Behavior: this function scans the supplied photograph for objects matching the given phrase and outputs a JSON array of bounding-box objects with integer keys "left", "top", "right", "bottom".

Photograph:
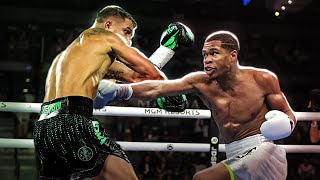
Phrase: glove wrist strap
[
  {"left": 289, "top": 118, "right": 295, "bottom": 131},
  {"left": 149, "top": 46, "right": 175, "bottom": 69},
  {"left": 116, "top": 84, "right": 133, "bottom": 100}
]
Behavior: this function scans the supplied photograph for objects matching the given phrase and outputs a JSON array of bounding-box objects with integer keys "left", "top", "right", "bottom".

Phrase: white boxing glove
[
  {"left": 260, "top": 110, "right": 295, "bottom": 140},
  {"left": 93, "top": 80, "right": 133, "bottom": 109}
]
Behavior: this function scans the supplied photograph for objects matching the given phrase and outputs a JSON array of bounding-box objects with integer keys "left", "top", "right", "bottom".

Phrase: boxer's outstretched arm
[
  {"left": 131, "top": 73, "right": 197, "bottom": 100},
  {"left": 93, "top": 72, "right": 201, "bottom": 109}
]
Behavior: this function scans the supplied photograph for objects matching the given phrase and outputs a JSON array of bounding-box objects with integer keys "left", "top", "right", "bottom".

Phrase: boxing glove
[
  {"left": 157, "top": 94, "right": 187, "bottom": 112},
  {"left": 260, "top": 110, "right": 295, "bottom": 140},
  {"left": 161, "top": 22, "right": 194, "bottom": 50},
  {"left": 174, "top": 22, "right": 194, "bottom": 48},
  {"left": 149, "top": 22, "right": 194, "bottom": 69},
  {"left": 93, "top": 80, "right": 132, "bottom": 109}
]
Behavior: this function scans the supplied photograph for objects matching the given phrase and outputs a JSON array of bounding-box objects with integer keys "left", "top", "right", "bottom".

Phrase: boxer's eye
[
  {"left": 123, "top": 29, "right": 132, "bottom": 36},
  {"left": 210, "top": 51, "right": 218, "bottom": 56}
]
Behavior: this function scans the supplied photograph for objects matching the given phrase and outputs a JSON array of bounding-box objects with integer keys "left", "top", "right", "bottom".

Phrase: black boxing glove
[
  {"left": 160, "top": 22, "right": 194, "bottom": 51},
  {"left": 156, "top": 94, "right": 187, "bottom": 112},
  {"left": 175, "top": 22, "right": 194, "bottom": 48}
]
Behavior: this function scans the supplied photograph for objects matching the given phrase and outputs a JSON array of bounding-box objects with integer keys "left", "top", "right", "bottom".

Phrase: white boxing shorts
[{"left": 222, "top": 134, "right": 287, "bottom": 180}]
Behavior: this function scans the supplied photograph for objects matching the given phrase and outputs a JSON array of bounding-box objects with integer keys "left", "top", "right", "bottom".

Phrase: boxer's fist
[
  {"left": 260, "top": 110, "right": 295, "bottom": 140},
  {"left": 175, "top": 22, "right": 194, "bottom": 48},
  {"left": 160, "top": 22, "right": 194, "bottom": 51},
  {"left": 157, "top": 94, "right": 187, "bottom": 112},
  {"left": 93, "top": 80, "right": 133, "bottom": 109},
  {"left": 149, "top": 22, "right": 194, "bottom": 69}
]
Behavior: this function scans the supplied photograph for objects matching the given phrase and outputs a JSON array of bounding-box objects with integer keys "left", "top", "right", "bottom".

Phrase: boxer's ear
[{"left": 104, "top": 21, "right": 112, "bottom": 29}]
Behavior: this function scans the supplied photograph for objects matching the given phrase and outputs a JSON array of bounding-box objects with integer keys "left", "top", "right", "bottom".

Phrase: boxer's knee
[
  {"left": 98, "top": 155, "right": 138, "bottom": 180},
  {"left": 192, "top": 172, "right": 204, "bottom": 180},
  {"left": 192, "top": 163, "right": 231, "bottom": 180}
]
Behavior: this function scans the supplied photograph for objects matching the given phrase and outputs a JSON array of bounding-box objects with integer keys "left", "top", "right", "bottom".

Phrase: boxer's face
[
  {"left": 202, "top": 40, "right": 236, "bottom": 78},
  {"left": 105, "top": 17, "right": 135, "bottom": 46}
]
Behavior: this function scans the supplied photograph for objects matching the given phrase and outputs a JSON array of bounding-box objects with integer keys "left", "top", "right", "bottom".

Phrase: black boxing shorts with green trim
[{"left": 33, "top": 96, "right": 130, "bottom": 179}]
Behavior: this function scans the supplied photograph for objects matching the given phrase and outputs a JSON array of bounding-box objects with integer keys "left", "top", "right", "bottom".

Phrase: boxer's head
[
  {"left": 95, "top": 5, "right": 137, "bottom": 46},
  {"left": 205, "top": 30, "right": 240, "bottom": 53},
  {"left": 202, "top": 30, "right": 240, "bottom": 78}
]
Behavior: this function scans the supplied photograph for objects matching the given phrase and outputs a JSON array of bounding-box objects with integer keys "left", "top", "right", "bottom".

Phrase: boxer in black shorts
[
  {"left": 34, "top": 96, "right": 129, "bottom": 179},
  {"left": 34, "top": 5, "right": 193, "bottom": 180},
  {"left": 34, "top": 5, "right": 158, "bottom": 179}
]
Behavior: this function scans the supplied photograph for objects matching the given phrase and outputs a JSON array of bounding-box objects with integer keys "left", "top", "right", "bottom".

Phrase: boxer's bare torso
[
  {"left": 190, "top": 69, "right": 272, "bottom": 143},
  {"left": 44, "top": 28, "right": 115, "bottom": 102},
  {"left": 44, "top": 22, "right": 162, "bottom": 102}
]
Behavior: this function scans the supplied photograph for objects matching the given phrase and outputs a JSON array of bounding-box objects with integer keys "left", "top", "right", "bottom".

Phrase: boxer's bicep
[{"left": 108, "top": 34, "right": 161, "bottom": 80}]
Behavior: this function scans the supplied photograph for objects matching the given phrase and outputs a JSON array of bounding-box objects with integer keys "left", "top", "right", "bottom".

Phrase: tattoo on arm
[{"left": 105, "top": 70, "right": 124, "bottom": 79}]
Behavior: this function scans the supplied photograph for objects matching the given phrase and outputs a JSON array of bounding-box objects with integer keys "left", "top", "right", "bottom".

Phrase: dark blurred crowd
[{"left": 0, "top": 22, "right": 319, "bottom": 179}]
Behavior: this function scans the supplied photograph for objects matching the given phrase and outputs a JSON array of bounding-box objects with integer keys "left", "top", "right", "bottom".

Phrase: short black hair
[
  {"left": 205, "top": 30, "right": 240, "bottom": 52},
  {"left": 95, "top": 5, "right": 137, "bottom": 28}
]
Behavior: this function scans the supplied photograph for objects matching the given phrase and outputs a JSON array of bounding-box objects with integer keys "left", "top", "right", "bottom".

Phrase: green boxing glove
[
  {"left": 161, "top": 22, "right": 194, "bottom": 51},
  {"left": 157, "top": 94, "right": 187, "bottom": 112},
  {"left": 149, "top": 22, "right": 194, "bottom": 69}
]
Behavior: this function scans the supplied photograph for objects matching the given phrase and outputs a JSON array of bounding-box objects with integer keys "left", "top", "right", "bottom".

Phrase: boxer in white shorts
[
  {"left": 222, "top": 134, "right": 287, "bottom": 180},
  {"left": 95, "top": 30, "right": 297, "bottom": 180}
]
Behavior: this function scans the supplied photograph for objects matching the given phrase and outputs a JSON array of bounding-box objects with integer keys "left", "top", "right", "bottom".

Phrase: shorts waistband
[
  {"left": 39, "top": 96, "right": 93, "bottom": 120},
  {"left": 225, "top": 134, "right": 271, "bottom": 156}
]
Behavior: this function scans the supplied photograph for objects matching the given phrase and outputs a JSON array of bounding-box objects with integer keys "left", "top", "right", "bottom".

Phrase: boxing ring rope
[
  {"left": 0, "top": 138, "right": 320, "bottom": 153},
  {"left": 0, "top": 101, "right": 320, "bottom": 153},
  {"left": 0, "top": 102, "right": 319, "bottom": 120}
]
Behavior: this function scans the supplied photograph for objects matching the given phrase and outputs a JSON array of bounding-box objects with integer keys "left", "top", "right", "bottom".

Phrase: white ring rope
[
  {"left": 1, "top": 102, "right": 319, "bottom": 154},
  {"left": 0, "top": 138, "right": 319, "bottom": 153},
  {"left": 0, "top": 102, "right": 319, "bottom": 121}
]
